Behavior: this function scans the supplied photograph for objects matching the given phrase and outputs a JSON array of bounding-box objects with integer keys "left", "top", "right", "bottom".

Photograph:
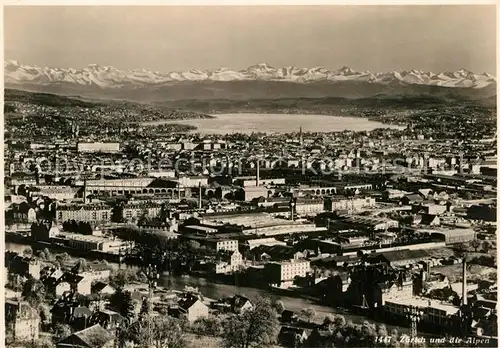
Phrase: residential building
[
  {"left": 214, "top": 250, "right": 243, "bottom": 274},
  {"left": 122, "top": 201, "right": 162, "bottom": 222},
  {"left": 212, "top": 295, "right": 253, "bottom": 314},
  {"left": 325, "top": 196, "right": 376, "bottom": 213},
  {"left": 169, "top": 294, "right": 209, "bottom": 322},
  {"left": 79, "top": 263, "right": 113, "bottom": 281},
  {"left": 91, "top": 282, "right": 116, "bottom": 296},
  {"left": 44, "top": 272, "right": 92, "bottom": 297},
  {"left": 5, "top": 300, "right": 40, "bottom": 342},
  {"left": 5, "top": 252, "right": 41, "bottom": 279},
  {"left": 56, "top": 324, "right": 114, "bottom": 348},
  {"left": 295, "top": 198, "right": 325, "bottom": 215},
  {"left": 228, "top": 295, "right": 253, "bottom": 313},
  {"left": 278, "top": 326, "right": 310, "bottom": 347},
  {"left": 57, "top": 204, "right": 112, "bottom": 224},
  {"left": 181, "top": 235, "right": 239, "bottom": 252},
  {"left": 265, "top": 259, "right": 311, "bottom": 288}
]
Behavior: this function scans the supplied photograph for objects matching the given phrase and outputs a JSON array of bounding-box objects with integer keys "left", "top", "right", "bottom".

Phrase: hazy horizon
[{"left": 4, "top": 5, "right": 497, "bottom": 74}]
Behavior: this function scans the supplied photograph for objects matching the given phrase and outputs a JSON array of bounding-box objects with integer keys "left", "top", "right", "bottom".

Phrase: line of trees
[{"left": 61, "top": 220, "right": 93, "bottom": 235}]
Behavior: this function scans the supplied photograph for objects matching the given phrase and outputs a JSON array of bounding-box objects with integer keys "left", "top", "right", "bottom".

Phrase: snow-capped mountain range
[{"left": 4, "top": 60, "right": 496, "bottom": 89}]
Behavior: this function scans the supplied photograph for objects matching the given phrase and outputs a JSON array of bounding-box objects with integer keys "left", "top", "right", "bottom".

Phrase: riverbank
[
  {"left": 1, "top": 241, "right": 443, "bottom": 339},
  {"left": 5, "top": 234, "right": 125, "bottom": 263}
]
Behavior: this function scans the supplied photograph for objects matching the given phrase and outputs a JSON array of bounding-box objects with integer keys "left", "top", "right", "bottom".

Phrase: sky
[{"left": 4, "top": 5, "right": 497, "bottom": 74}]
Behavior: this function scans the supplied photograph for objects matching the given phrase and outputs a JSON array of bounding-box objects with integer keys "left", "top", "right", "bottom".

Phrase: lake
[{"left": 141, "top": 113, "right": 404, "bottom": 134}]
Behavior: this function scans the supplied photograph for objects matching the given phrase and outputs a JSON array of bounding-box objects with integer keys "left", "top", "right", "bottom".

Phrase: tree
[
  {"left": 138, "top": 297, "right": 152, "bottom": 322},
  {"left": 273, "top": 300, "right": 285, "bottom": 315},
  {"left": 79, "top": 222, "right": 93, "bottom": 235},
  {"left": 482, "top": 241, "right": 492, "bottom": 253},
  {"left": 360, "top": 321, "right": 377, "bottom": 345},
  {"left": 73, "top": 258, "right": 91, "bottom": 273},
  {"left": 222, "top": 297, "right": 280, "bottom": 348},
  {"left": 128, "top": 316, "right": 187, "bottom": 348},
  {"left": 55, "top": 252, "right": 71, "bottom": 266},
  {"left": 194, "top": 316, "right": 223, "bottom": 337},
  {"left": 323, "top": 314, "right": 335, "bottom": 329},
  {"left": 463, "top": 191, "right": 473, "bottom": 200},
  {"left": 188, "top": 240, "right": 201, "bottom": 251},
  {"left": 109, "top": 269, "right": 138, "bottom": 289},
  {"left": 52, "top": 323, "right": 73, "bottom": 343},
  {"left": 22, "top": 277, "right": 46, "bottom": 306},
  {"left": 470, "top": 239, "right": 481, "bottom": 252},
  {"left": 377, "top": 324, "right": 388, "bottom": 337},
  {"left": 111, "top": 202, "right": 125, "bottom": 223},
  {"left": 38, "top": 302, "right": 52, "bottom": 326},
  {"left": 6, "top": 273, "right": 25, "bottom": 292},
  {"left": 23, "top": 247, "right": 33, "bottom": 257},
  {"left": 300, "top": 307, "right": 316, "bottom": 323},
  {"left": 42, "top": 248, "right": 55, "bottom": 262},
  {"left": 333, "top": 315, "right": 346, "bottom": 328},
  {"left": 110, "top": 289, "right": 136, "bottom": 322},
  {"left": 21, "top": 338, "right": 56, "bottom": 348}
]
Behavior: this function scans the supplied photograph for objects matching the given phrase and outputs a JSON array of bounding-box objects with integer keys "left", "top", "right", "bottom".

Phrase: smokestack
[
  {"left": 198, "top": 182, "right": 202, "bottom": 209},
  {"left": 462, "top": 258, "right": 467, "bottom": 306},
  {"left": 300, "top": 126, "right": 303, "bottom": 147},
  {"left": 256, "top": 159, "right": 260, "bottom": 187},
  {"left": 83, "top": 179, "right": 87, "bottom": 204}
]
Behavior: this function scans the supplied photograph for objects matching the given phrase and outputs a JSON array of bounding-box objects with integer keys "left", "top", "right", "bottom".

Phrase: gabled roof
[
  {"left": 91, "top": 309, "right": 125, "bottom": 327},
  {"left": 92, "top": 282, "right": 114, "bottom": 293},
  {"left": 59, "top": 272, "right": 85, "bottom": 285},
  {"left": 89, "top": 263, "right": 113, "bottom": 272},
  {"left": 404, "top": 194, "right": 424, "bottom": 202},
  {"left": 230, "top": 295, "right": 251, "bottom": 310},
  {"left": 376, "top": 249, "right": 431, "bottom": 263},
  {"left": 57, "top": 324, "right": 113, "bottom": 348},
  {"left": 73, "top": 306, "right": 92, "bottom": 318},
  {"left": 476, "top": 299, "right": 498, "bottom": 310},
  {"left": 472, "top": 307, "right": 491, "bottom": 319},
  {"left": 282, "top": 309, "right": 297, "bottom": 317},
  {"left": 420, "top": 214, "right": 439, "bottom": 225},
  {"left": 6, "top": 301, "right": 39, "bottom": 320},
  {"left": 178, "top": 295, "right": 203, "bottom": 311},
  {"left": 418, "top": 189, "right": 433, "bottom": 197},
  {"left": 280, "top": 325, "right": 308, "bottom": 334}
]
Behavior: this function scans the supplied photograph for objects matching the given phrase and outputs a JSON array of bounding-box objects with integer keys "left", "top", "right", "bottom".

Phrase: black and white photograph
[{"left": 2, "top": 3, "right": 498, "bottom": 348}]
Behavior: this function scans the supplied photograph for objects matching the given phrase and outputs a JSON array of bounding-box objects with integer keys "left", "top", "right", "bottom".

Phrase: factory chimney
[
  {"left": 83, "top": 179, "right": 87, "bottom": 204},
  {"left": 256, "top": 159, "right": 260, "bottom": 187},
  {"left": 198, "top": 182, "right": 202, "bottom": 210},
  {"left": 299, "top": 125, "right": 303, "bottom": 147},
  {"left": 462, "top": 258, "right": 467, "bottom": 306}
]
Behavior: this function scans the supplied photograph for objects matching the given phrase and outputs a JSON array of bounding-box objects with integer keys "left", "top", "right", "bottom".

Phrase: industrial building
[
  {"left": 418, "top": 228, "right": 476, "bottom": 244},
  {"left": 265, "top": 259, "right": 311, "bottom": 288},
  {"left": 77, "top": 142, "right": 120, "bottom": 153}
]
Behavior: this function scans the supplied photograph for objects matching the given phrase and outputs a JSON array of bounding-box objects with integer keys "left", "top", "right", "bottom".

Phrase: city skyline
[{"left": 4, "top": 5, "right": 497, "bottom": 74}]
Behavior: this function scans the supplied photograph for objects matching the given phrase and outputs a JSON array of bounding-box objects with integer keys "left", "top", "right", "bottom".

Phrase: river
[
  {"left": 140, "top": 113, "right": 404, "bottom": 134},
  {"left": 6, "top": 242, "right": 415, "bottom": 334}
]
